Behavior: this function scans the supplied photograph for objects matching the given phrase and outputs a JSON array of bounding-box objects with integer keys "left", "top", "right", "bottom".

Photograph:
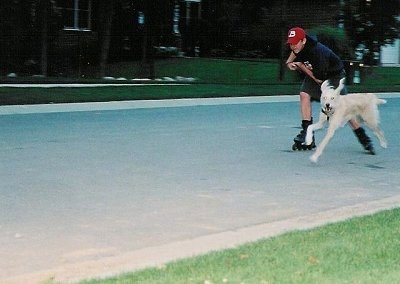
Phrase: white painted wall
[{"left": 380, "top": 39, "right": 400, "bottom": 66}]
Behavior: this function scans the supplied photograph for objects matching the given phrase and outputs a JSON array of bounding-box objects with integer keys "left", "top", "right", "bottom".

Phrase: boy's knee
[{"left": 300, "top": 92, "right": 311, "bottom": 102}]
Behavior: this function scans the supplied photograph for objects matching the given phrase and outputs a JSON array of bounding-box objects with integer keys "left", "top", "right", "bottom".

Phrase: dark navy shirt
[{"left": 293, "top": 35, "right": 344, "bottom": 80}]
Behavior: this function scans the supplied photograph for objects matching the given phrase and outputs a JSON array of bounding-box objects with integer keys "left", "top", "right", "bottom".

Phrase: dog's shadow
[{"left": 347, "top": 161, "right": 386, "bottom": 169}]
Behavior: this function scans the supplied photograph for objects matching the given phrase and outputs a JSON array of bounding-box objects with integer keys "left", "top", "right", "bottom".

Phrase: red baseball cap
[{"left": 287, "top": 27, "right": 306, "bottom": 44}]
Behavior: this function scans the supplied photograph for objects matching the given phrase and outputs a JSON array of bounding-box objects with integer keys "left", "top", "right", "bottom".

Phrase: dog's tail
[{"left": 376, "top": 98, "right": 387, "bottom": 105}]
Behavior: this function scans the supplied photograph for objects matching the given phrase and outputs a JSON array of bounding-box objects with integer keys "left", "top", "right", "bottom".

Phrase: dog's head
[{"left": 320, "top": 78, "right": 345, "bottom": 115}]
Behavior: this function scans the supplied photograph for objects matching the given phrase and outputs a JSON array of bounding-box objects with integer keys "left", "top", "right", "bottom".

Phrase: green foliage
[
  {"left": 343, "top": 0, "right": 400, "bottom": 64},
  {"left": 0, "top": 0, "right": 63, "bottom": 71},
  {"left": 307, "top": 26, "right": 354, "bottom": 60}
]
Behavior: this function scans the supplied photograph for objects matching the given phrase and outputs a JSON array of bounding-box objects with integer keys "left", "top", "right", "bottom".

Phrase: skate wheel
[
  {"left": 364, "top": 144, "right": 375, "bottom": 155},
  {"left": 292, "top": 143, "right": 303, "bottom": 151},
  {"left": 292, "top": 143, "right": 305, "bottom": 151}
]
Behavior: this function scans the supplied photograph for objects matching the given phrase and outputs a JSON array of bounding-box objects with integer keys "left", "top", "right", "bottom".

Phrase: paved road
[{"left": 1, "top": 94, "right": 400, "bottom": 283}]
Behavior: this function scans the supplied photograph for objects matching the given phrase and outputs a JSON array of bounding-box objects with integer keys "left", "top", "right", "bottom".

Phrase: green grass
[
  {"left": 99, "top": 57, "right": 400, "bottom": 89},
  {"left": 0, "top": 84, "right": 302, "bottom": 105},
  {"left": 81, "top": 208, "right": 400, "bottom": 284},
  {"left": 104, "top": 58, "right": 290, "bottom": 84},
  {"left": 0, "top": 58, "right": 399, "bottom": 105}
]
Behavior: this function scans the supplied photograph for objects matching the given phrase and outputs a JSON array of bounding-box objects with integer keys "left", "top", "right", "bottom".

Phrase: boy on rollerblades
[{"left": 285, "top": 27, "right": 374, "bottom": 153}]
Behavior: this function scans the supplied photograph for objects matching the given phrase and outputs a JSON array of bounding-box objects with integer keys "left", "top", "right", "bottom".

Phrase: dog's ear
[
  {"left": 336, "top": 78, "right": 346, "bottom": 94},
  {"left": 339, "top": 78, "right": 346, "bottom": 88},
  {"left": 321, "top": 80, "right": 330, "bottom": 91}
]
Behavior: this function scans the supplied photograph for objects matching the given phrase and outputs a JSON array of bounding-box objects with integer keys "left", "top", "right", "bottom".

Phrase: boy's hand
[
  {"left": 286, "top": 62, "right": 300, "bottom": 71},
  {"left": 315, "top": 79, "right": 323, "bottom": 85},
  {"left": 294, "top": 62, "right": 323, "bottom": 85}
]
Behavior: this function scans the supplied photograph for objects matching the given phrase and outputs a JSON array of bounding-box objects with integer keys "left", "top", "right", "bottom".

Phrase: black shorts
[{"left": 300, "top": 70, "right": 347, "bottom": 101}]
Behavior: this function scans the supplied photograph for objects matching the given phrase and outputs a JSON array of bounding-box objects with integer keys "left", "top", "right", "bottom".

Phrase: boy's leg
[
  {"left": 294, "top": 118, "right": 313, "bottom": 144},
  {"left": 349, "top": 120, "right": 375, "bottom": 154},
  {"left": 293, "top": 79, "right": 319, "bottom": 149},
  {"left": 293, "top": 91, "right": 316, "bottom": 150},
  {"left": 294, "top": 91, "right": 313, "bottom": 144},
  {"left": 300, "top": 91, "right": 312, "bottom": 120}
]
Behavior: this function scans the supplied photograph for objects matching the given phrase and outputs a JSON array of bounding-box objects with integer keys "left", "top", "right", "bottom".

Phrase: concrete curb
[
  {"left": 5, "top": 194, "right": 400, "bottom": 284},
  {"left": 1, "top": 93, "right": 399, "bottom": 115}
]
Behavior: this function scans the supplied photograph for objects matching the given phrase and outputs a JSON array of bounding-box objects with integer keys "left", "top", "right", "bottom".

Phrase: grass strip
[
  {"left": 1, "top": 58, "right": 399, "bottom": 105},
  {"left": 0, "top": 84, "right": 301, "bottom": 105},
  {"left": 1, "top": 82, "right": 398, "bottom": 105},
  {"left": 82, "top": 208, "right": 400, "bottom": 284}
]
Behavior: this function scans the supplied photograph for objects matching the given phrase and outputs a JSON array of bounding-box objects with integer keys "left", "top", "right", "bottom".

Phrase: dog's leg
[
  {"left": 305, "top": 111, "right": 327, "bottom": 145},
  {"left": 362, "top": 107, "right": 388, "bottom": 149},
  {"left": 368, "top": 125, "right": 387, "bottom": 148},
  {"left": 310, "top": 123, "right": 339, "bottom": 163},
  {"left": 374, "top": 128, "right": 387, "bottom": 148}
]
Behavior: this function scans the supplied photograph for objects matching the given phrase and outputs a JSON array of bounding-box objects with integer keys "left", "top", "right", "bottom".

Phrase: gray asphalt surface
[{"left": 1, "top": 94, "right": 400, "bottom": 283}]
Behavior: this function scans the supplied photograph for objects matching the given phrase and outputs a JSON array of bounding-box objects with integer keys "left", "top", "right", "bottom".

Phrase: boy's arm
[
  {"left": 294, "top": 62, "right": 323, "bottom": 85},
  {"left": 286, "top": 52, "right": 323, "bottom": 84},
  {"left": 285, "top": 52, "right": 298, "bottom": 70},
  {"left": 286, "top": 51, "right": 296, "bottom": 64}
]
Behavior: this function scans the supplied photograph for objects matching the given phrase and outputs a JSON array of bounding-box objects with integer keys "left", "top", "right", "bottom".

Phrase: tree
[
  {"left": 0, "top": 0, "right": 62, "bottom": 75},
  {"left": 201, "top": 0, "right": 276, "bottom": 56},
  {"left": 307, "top": 25, "right": 354, "bottom": 60},
  {"left": 38, "top": 0, "right": 50, "bottom": 76},
  {"left": 343, "top": 0, "right": 400, "bottom": 64},
  {"left": 0, "top": 0, "right": 37, "bottom": 73},
  {"left": 98, "top": 0, "right": 115, "bottom": 78}
]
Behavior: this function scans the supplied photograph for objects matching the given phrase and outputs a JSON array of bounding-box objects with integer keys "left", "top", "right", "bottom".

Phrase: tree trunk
[
  {"left": 39, "top": 0, "right": 49, "bottom": 76},
  {"left": 138, "top": 0, "right": 155, "bottom": 79},
  {"left": 98, "top": 0, "right": 115, "bottom": 78},
  {"left": 279, "top": 0, "right": 287, "bottom": 81}
]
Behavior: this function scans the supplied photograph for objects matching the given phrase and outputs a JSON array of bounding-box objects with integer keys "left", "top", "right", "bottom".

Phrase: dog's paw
[
  {"left": 380, "top": 142, "right": 387, "bottom": 148},
  {"left": 309, "top": 154, "right": 318, "bottom": 163}
]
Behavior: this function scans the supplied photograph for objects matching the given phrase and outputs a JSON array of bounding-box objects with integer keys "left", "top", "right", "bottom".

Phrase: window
[{"left": 60, "top": 0, "right": 92, "bottom": 31}]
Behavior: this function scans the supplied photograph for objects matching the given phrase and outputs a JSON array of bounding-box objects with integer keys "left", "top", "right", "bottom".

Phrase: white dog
[{"left": 305, "top": 78, "right": 387, "bottom": 163}]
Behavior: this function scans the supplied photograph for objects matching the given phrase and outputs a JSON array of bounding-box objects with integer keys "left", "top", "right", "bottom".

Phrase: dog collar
[{"left": 322, "top": 108, "right": 334, "bottom": 117}]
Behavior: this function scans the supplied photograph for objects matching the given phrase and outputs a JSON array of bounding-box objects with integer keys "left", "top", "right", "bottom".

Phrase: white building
[{"left": 380, "top": 39, "right": 400, "bottom": 66}]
